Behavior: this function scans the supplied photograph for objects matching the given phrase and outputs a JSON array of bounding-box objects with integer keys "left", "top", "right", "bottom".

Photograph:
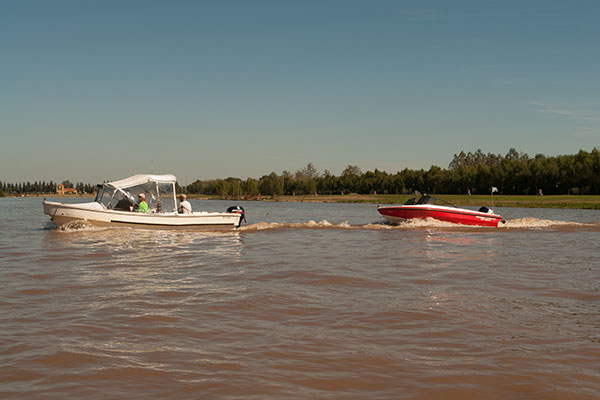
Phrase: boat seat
[{"left": 114, "top": 198, "right": 134, "bottom": 211}]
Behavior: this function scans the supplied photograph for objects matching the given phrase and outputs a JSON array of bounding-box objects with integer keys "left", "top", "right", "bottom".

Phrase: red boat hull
[{"left": 378, "top": 205, "right": 503, "bottom": 227}]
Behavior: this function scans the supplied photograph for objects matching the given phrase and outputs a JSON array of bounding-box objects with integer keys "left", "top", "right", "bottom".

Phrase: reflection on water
[
  {"left": 39, "top": 228, "right": 247, "bottom": 307},
  {"left": 1, "top": 198, "right": 599, "bottom": 399},
  {"left": 44, "top": 227, "right": 243, "bottom": 258}
]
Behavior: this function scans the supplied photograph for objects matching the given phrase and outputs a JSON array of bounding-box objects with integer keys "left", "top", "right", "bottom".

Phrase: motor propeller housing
[{"left": 226, "top": 206, "right": 246, "bottom": 227}]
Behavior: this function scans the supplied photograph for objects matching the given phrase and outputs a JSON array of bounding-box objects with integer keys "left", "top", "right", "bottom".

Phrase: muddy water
[{"left": 1, "top": 197, "right": 599, "bottom": 399}]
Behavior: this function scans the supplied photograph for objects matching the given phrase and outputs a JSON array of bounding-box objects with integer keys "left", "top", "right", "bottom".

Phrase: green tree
[
  {"left": 294, "top": 163, "right": 319, "bottom": 195},
  {"left": 258, "top": 172, "right": 283, "bottom": 196},
  {"left": 590, "top": 148, "right": 600, "bottom": 193},
  {"left": 241, "top": 178, "right": 259, "bottom": 196},
  {"left": 317, "top": 170, "right": 337, "bottom": 194},
  {"left": 424, "top": 166, "right": 445, "bottom": 194},
  {"left": 226, "top": 178, "right": 242, "bottom": 199},
  {"left": 340, "top": 165, "right": 362, "bottom": 193}
]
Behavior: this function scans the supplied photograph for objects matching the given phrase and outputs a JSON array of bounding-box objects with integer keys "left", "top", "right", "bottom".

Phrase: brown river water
[{"left": 1, "top": 197, "right": 599, "bottom": 399}]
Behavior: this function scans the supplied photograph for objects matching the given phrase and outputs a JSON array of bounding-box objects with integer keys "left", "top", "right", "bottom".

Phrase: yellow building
[{"left": 57, "top": 184, "right": 78, "bottom": 195}]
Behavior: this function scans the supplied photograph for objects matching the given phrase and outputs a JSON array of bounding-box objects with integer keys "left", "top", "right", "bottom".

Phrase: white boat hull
[{"left": 43, "top": 200, "right": 243, "bottom": 230}]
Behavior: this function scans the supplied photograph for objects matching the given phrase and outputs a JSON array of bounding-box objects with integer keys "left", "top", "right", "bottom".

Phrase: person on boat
[
  {"left": 178, "top": 194, "right": 192, "bottom": 214},
  {"left": 135, "top": 193, "right": 149, "bottom": 213}
]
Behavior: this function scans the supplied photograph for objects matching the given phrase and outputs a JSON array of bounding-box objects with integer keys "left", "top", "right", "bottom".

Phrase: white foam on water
[
  {"left": 240, "top": 218, "right": 486, "bottom": 231},
  {"left": 365, "top": 218, "right": 482, "bottom": 229},
  {"left": 58, "top": 220, "right": 105, "bottom": 232},
  {"left": 54, "top": 217, "right": 596, "bottom": 233},
  {"left": 239, "top": 220, "right": 353, "bottom": 231},
  {"left": 240, "top": 217, "right": 599, "bottom": 232},
  {"left": 501, "top": 217, "right": 587, "bottom": 229}
]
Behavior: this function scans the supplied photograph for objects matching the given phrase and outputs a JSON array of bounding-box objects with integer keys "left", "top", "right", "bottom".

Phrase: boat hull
[
  {"left": 43, "top": 200, "right": 243, "bottom": 230},
  {"left": 378, "top": 205, "right": 503, "bottom": 227}
]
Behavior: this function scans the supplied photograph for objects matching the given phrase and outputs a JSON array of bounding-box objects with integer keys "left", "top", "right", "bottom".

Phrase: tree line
[
  {"left": 0, "top": 180, "right": 95, "bottom": 196},
  {"left": 2, "top": 148, "right": 599, "bottom": 198},
  {"left": 185, "top": 148, "right": 600, "bottom": 198}
]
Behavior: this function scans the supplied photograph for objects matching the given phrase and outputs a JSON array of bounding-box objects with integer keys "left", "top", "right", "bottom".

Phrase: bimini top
[
  {"left": 106, "top": 174, "right": 177, "bottom": 190},
  {"left": 96, "top": 174, "right": 178, "bottom": 212}
]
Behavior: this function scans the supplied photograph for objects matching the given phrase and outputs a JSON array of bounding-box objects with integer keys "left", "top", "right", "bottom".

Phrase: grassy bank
[
  {"left": 13, "top": 192, "right": 598, "bottom": 209},
  {"left": 186, "top": 194, "right": 600, "bottom": 209}
]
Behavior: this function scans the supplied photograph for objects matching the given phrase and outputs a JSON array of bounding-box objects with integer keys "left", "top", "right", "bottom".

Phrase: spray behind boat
[{"left": 227, "top": 205, "right": 246, "bottom": 227}]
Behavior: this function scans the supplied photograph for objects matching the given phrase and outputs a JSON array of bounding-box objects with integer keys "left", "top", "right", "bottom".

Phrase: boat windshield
[
  {"left": 94, "top": 184, "right": 104, "bottom": 203},
  {"left": 96, "top": 175, "right": 177, "bottom": 213},
  {"left": 416, "top": 195, "right": 457, "bottom": 208},
  {"left": 99, "top": 186, "right": 116, "bottom": 208}
]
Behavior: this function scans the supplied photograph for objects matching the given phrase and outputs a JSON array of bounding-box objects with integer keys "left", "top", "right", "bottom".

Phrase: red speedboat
[{"left": 377, "top": 195, "right": 505, "bottom": 227}]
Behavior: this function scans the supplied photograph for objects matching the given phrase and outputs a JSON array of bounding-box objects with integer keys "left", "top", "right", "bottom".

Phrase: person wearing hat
[
  {"left": 178, "top": 194, "right": 192, "bottom": 214},
  {"left": 135, "top": 193, "right": 149, "bottom": 213}
]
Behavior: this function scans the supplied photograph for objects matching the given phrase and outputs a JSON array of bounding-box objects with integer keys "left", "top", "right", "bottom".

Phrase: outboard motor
[{"left": 227, "top": 206, "right": 246, "bottom": 227}]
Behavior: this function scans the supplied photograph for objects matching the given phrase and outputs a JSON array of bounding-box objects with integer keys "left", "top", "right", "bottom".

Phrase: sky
[{"left": 1, "top": 0, "right": 599, "bottom": 184}]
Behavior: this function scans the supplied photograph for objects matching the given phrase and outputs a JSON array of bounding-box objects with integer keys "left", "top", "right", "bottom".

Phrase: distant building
[{"left": 57, "top": 184, "right": 77, "bottom": 195}]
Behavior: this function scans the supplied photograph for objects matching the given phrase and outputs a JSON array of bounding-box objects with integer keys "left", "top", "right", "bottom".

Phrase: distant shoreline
[
  {"left": 3, "top": 193, "right": 95, "bottom": 198},
  {"left": 6, "top": 193, "right": 600, "bottom": 209},
  {"left": 187, "top": 193, "right": 600, "bottom": 210}
]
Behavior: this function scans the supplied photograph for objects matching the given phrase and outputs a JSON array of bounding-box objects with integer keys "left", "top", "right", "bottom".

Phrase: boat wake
[
  {"left": 239, "top": 217, "right": 599, "bottom": 231},
  {"left": 48, "top": 217, "right": 600, "bottom": 233},
  {"left": 239, "top": 218, "right": 488, "bottom": 231},
  {"left": 39, "top": 219, "right": 100, "bottom": 232},
  {"left": 239, "top": 220, "right": 352, "bottom": 231},
  {"left": 501, "top": 217, "right": 593, "bottom": 229},
  {"left": 59, "top": 220, "right": 96, "bottom": 231}
]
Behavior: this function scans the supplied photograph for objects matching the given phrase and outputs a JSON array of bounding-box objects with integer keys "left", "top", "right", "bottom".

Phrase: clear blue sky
[{"left": 1, "top": 0, "right": 599, "bottom": 184}]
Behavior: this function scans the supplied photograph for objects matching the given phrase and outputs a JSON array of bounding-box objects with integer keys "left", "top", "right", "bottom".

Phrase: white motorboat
[{"left": 43, "top": 174, "right": 245, "bottom": 230}]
